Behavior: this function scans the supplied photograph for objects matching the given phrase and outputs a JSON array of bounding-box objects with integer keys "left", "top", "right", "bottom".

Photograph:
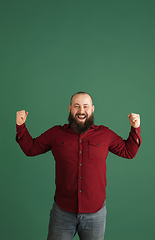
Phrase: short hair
[{"left": 70, "top": 92, "right": 93, "bottom": 105}]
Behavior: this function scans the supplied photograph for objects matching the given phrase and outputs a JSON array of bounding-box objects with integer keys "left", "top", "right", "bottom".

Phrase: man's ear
[
  {"left": 92, "top": 105, "right": 95, "bottom": 112},
  {"left": 68, "top": 105, "right": 71, "bottom": 112}
]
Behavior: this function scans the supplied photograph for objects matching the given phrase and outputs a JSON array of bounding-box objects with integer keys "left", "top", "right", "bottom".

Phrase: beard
[{"left": 68, "top": 112, "right": 94, "bottom": 134}]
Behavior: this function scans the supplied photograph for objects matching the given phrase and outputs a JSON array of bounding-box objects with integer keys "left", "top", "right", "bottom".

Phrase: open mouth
[{"left": 76, "top": 115, "right": 86, "bottom": 121}]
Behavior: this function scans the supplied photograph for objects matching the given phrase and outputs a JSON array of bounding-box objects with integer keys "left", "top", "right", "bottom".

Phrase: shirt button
[
  {"left": 80, "top": 151, "right": 82, "bottom": 153},
  {"left": 79, "top": 140, "right": 82, "bottom": 142},
  {"left": 79, "top": 164, "right": 82, "bottom": 166},
  {"left": 79, "top": 190, "right": 82, "bottom": 193},
  {"left": 79, "top": 177, "right": 82, "bottom": 179}
]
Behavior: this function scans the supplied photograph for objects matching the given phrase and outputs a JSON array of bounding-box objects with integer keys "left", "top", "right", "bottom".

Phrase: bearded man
[{"left": 16, "top": 92, "right": 141, "bottom": 240}]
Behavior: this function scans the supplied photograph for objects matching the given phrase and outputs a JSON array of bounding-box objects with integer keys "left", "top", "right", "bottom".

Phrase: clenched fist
[
  {"left": 16, "top": 110, "right": 28, "bottom": 126},
  {"left": 128, "top": 113, "right": 140, "bottom": 128}
]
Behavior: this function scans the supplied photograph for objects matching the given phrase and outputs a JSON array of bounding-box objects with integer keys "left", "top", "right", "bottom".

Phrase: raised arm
[
  {"left": 109, "top": 113, "right": 141, "bottom": 159},
  {"left": 16, "top": 110, "right": 52, "bottom": 156}
]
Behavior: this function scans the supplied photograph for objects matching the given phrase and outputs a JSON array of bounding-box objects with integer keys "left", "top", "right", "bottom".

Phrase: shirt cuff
[
  {"left": 16, "top": 123, "right": 26, "bottom": 142},
  {"left": 131, "top": 126, "right": 141, "bottom": 146},
  {"left": 16, "top": 123, "right": 26, "bottom": 130}
]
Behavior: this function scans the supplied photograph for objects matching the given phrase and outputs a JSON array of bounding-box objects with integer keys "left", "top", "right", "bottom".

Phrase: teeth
[{"left": 78, "top": 115, "right": 85, "bottom": 118}]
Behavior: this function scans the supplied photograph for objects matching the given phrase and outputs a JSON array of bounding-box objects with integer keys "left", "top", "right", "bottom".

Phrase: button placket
[{"left": 78, "top": 136, "right": 83, "bottom": 209}]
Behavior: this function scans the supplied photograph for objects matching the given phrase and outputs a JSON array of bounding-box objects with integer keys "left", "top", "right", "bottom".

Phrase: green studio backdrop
[{"left": 0, "top": 0, "right": 155, "bottom": 240}]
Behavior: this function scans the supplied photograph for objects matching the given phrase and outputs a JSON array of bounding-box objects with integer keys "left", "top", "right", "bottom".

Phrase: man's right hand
[{"left": 16, "top": 110, "right": 28, "bottom": 125}]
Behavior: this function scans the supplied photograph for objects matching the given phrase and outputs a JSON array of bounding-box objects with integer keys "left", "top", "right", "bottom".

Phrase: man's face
[{"left": 69, "top": 93, "right": 95, "bottom": 125}]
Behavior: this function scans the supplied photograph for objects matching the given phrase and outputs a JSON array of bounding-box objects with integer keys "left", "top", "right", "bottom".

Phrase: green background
[{"left": 1, "top": 0, "right": 154, "bottom": 239}]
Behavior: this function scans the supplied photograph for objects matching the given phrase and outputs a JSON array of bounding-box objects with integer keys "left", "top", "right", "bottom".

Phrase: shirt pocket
[
  {"left": 55, "top": 140, "right": 71, "bottom": 159},
  {"left": 88, "top": 140, "right": 105, "bottom": 160}
]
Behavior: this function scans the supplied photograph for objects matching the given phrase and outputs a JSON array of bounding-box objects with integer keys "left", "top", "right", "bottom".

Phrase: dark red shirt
[{"left": 16, "top": 123, "right": 141, "bottom": 213}]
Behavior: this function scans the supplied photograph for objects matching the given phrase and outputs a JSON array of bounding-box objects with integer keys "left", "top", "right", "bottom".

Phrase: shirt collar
[{"left": 62, "top": 123, "right": 98, "bottom": 130}]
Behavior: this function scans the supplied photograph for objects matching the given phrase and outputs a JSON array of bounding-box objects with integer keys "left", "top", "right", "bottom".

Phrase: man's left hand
[{"left": 128, "top": 113, "right": 140, "bottom": 128}]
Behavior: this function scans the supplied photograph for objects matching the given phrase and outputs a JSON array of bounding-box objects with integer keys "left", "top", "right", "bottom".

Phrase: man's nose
[{"left": 78, "top": 107, "right": 85, "bottom": 114}]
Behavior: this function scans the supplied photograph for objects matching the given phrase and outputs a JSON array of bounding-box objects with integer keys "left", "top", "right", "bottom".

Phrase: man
[{"left": 16, "top": 92, "right": 141, "bottom": 240}]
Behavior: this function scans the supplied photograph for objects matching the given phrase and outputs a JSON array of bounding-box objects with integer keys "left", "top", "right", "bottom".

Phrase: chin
[
  {"left": 76, "top": 118, "right": 86, "bottom": 124},
  {"left": 76, "top": 120, "right": 86, "bottom": 125},
  {"left": 76, "top": 122, "right": 85, "bottom": 127}
]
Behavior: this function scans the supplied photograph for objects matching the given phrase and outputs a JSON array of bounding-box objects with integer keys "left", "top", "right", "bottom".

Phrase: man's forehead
[{"left": 71, "top": 94, "right": 93, "bottom": 105}]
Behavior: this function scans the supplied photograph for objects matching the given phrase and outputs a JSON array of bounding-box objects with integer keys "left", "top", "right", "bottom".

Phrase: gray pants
[{"left": 47, "top": 201, "right": 107, "bottom": 240}]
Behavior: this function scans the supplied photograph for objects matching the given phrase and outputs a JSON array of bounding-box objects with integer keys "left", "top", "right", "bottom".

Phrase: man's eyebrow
[{"left": 74, "top": 103, "right": 89, "bottom": 105}]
